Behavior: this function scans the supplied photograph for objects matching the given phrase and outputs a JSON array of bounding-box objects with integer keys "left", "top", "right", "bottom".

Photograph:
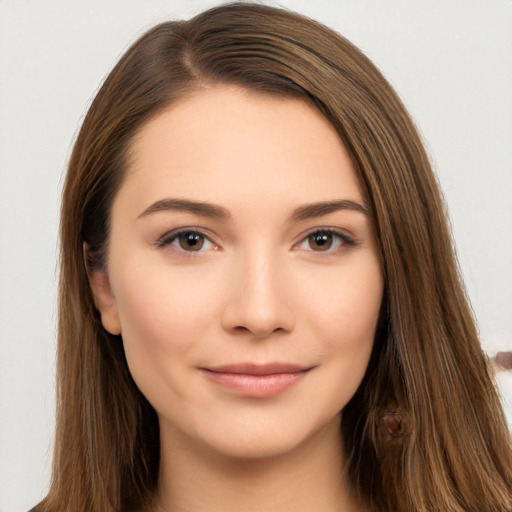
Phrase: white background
[{"left": 1, "top": 1, "right": 511, "bottom": 510}]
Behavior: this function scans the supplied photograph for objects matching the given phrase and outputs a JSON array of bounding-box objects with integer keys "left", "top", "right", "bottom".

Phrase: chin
[
  {"left": 184, "top": 411, "right": 343, "bottom": 463},
  {"left": 208, "top": 434, "right": 303, "bottom": 460}
]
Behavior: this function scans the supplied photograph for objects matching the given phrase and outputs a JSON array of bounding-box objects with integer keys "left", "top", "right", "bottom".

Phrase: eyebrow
[
  {"left": 290, "top": 199, "right": 369, "bottom": 222},
  {"left": 137, "top": 197, "right": 368, "bottom": 222},
  {"left": 138, "top": 198, "right": 231, "bottom": 220}
]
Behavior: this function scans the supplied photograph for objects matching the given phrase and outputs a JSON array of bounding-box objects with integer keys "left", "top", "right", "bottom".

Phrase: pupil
[
  {"left": 310, "top": 232, "right": 332, "bottom": 251},
  {"left": 179, "top": 232, "right": 204, "bottom": 251}
]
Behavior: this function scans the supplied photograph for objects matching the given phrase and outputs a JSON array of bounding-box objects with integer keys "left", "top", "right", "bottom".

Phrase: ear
[{"left": 84, "top": 244, "right": 122, "bottom": 335}]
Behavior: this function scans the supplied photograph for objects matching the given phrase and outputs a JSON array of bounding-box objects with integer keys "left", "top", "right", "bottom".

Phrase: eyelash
[
  {"left": 295, "top": 227, "right": 357, "bottom": 253},
  {"left": 155, "top": 228, "right": 218, "bottom": 253},
  {"left": 154, "top": 227, "right": 356, "bottom": 254}
]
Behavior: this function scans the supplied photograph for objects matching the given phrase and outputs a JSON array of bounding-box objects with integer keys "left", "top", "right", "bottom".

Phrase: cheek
[
  {"left": 305, "top": 255, "right": 383, "bottom": 344},
  {"left": 303, "top": 257, "right": 382, "bottom": 394},
  {"left": 111, "top": 264, "right": 221, "bottom": 385}
]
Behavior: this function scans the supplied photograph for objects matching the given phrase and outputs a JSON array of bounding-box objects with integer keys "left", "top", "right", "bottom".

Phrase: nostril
[{"left": 233, "top": 322, "right": 287, "bottom": 339}]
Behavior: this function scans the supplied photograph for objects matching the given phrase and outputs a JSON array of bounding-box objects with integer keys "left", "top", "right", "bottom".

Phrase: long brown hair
[{"left": 38, "top": 3, "right": 512, "bottom": 511}]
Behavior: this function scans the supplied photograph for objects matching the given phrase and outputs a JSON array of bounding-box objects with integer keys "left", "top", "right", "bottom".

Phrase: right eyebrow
[
  {"left": 289, "top": 199, "right": 369, "bottom": 222},
  {"left": 137, "top": 198, "right": 231, "bottom": 220}
]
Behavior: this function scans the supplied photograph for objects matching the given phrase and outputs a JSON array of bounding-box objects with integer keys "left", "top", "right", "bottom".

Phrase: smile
[{"left": 200, "top": 363, "right": 313, "bottom": 398}]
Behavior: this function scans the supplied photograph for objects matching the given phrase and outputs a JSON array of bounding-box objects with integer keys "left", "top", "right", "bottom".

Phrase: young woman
[{"left": 33, "top": 3, "right": 512, "bottom": 511}]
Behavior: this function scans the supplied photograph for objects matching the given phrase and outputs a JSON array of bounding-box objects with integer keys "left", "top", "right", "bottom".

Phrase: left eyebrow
[
  {"left": 137, "top": 198, "right": 231, "bottom": 220},
  {"left": 289, "top": 199, "right": 369, "bottom": 222}
]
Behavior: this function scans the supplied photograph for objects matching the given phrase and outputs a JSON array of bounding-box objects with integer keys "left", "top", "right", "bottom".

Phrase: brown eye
[
  {"left": 156, "top": 229, "right": 216, "bottom": 253},
  {"left": 178, "top": 232, "right": 205, "bottom": 251},
  {"left": 308, "top": 232, "right": 334, "bottom": 251},
  {"left": 296, "top": 229, "right": 355, "bottom": 253}
]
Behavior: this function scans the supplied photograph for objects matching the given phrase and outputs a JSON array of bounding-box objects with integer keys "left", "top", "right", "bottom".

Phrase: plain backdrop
[{"left": 1, "top": 1, "right": 511, "bottom": 510}]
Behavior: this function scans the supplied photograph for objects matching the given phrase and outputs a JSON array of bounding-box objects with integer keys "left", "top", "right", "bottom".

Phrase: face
[{"left": 91, "top": 86, "right": 383, "bottom": 459}]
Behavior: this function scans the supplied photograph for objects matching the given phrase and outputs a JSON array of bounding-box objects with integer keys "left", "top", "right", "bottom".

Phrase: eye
[
  {"left": 296, "top": 228, "right": 355, "bottom": 252},
  {"left": 156, "top": 229, "right": 216, "bottom": 252}
]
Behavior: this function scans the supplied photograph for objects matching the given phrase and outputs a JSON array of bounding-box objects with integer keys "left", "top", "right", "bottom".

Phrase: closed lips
[
  {"left": 201, "top": 363, "right": 314, "bottom": 375},
  {"left": 199, "top": 363, "right": 314, "bottom": 398}
]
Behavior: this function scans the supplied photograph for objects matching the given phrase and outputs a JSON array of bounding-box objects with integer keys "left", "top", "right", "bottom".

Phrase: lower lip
[{"left": 201, "top": 370, "right": 309, "bottom": 398}]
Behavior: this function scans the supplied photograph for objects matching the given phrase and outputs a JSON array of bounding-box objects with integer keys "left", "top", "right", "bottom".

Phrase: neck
[{"left": 154, "top": 416, "right": 363, "bottom": 512}]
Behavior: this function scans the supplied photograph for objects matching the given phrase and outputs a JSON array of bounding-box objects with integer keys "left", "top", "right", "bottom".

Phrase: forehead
[{"left": 119, "top": 85, "right": 363, "bottom": 216}]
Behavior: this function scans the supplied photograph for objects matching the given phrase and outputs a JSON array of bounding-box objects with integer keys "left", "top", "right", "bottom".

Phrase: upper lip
[{"left": 202, "top": 362, "right": 313, "bottom": 375}]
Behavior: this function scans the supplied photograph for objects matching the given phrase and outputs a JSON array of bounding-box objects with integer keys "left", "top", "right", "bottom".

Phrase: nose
[{"left": 220, "top": 252, "right": 296, "bottom": 339}]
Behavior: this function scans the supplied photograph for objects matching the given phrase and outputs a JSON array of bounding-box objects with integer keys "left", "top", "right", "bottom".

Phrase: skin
[{"left": 90, "top": 86, "right": 382, "bottom": 512}]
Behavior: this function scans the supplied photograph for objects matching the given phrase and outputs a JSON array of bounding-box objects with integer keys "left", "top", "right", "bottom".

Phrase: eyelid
[
  {"left": 293, "top": 226, "right": 357, "bottom": 252},
  {"left": 154, "top": 225, "right": 356, "bottom": 253},
  {"left": 155, "top": 227, "right": 219, "bottom": 251}
]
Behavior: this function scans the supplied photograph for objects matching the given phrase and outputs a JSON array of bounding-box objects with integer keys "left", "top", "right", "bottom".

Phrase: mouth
[{"left": 199, "top": 363, "right": 314, "bottom": 398}]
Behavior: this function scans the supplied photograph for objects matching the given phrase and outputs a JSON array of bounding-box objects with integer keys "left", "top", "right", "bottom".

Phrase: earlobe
[{"left": 84, "top": 244, "right": 122, "bottom": 336}]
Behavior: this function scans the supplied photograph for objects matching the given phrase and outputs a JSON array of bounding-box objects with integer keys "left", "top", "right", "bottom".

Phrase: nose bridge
[{"left": 221, "top": 243, "right": 295, "bottom": 338}]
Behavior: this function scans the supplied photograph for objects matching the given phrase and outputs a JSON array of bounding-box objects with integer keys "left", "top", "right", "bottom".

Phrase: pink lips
[{"left": 200, "top": 363, "right": 312, "bottom": 398}]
